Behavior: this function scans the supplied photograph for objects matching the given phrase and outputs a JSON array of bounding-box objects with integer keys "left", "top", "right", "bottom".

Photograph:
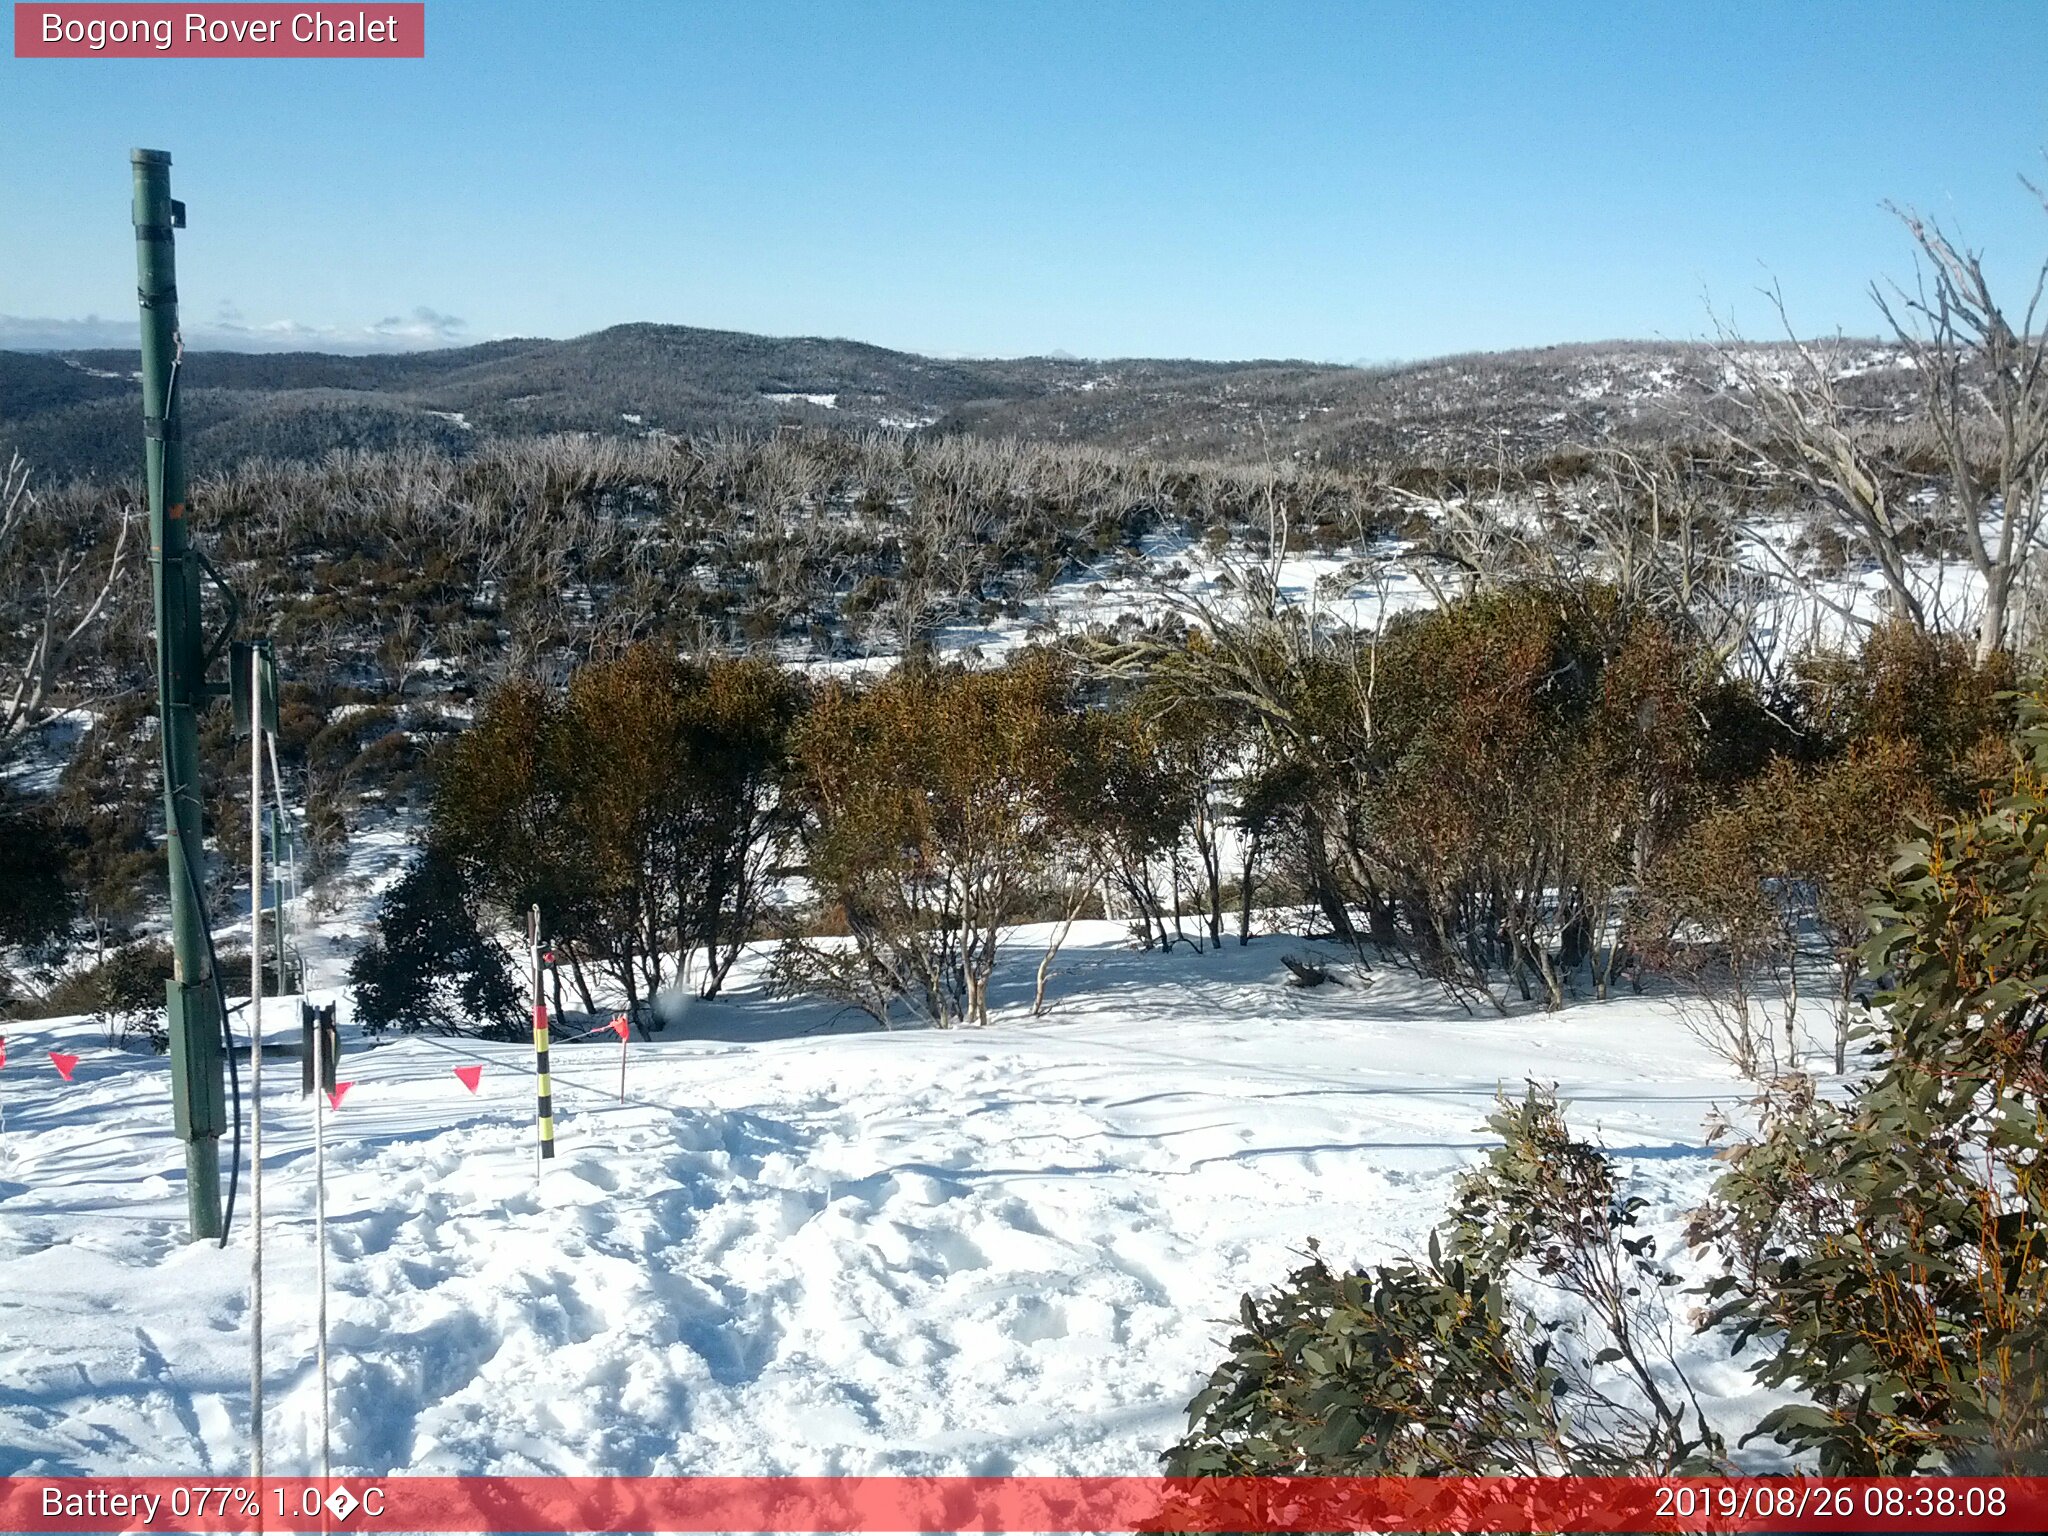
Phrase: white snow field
[{"left": 0, "top": 924, "right": 1779, "bottom": 1478}]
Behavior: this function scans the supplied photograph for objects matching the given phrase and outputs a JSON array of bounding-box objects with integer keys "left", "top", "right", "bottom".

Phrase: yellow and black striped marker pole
[
  {"left": 533, "top": 995, "right": 556, "bottom": 1160},
  {"left": 529, "top": 910, "right": 556, "bottom": 1162}
]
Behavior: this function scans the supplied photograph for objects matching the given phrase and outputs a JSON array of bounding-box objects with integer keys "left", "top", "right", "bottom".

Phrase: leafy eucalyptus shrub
[
  {"left": 90, "top": 941, "right": 172, "bottom": 1050},
  {"left": 1162, "top": 1241, "right": 1574, "bottom": 1476},
  {"left": 1693, "top": 692, "right": 2048, "bottom": 1473},
  {"left": 1166, "top": 1086, "right": 1725, "bottom": 1477},
  {"left": 1447, "top": 1086, "right": 1723, "bottom": 1473},
  {"left": 1175, "top": 709, "right": 2048, "bottom": 1479}
]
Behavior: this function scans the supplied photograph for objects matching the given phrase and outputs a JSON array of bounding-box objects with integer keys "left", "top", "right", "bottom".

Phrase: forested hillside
[{"left": 0, "top": 325, "right": 1920, "bottom": 482}]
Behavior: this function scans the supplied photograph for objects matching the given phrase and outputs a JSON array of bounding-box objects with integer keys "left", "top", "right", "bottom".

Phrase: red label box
[
  {"left": 3, "top": 1476, "right": 2047, "bottom": 1534},
  {"left": 14, "top": 4, "right": 425, "bottom": 57}
]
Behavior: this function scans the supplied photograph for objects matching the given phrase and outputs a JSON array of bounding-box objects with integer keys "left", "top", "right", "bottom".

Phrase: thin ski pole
[
  {"left": 266, "top": 733, "right": 292, "bottom": 992},
  {"left": 314, "top": 1019, "right": 331, "bottom": 1480},
  {"left": 248, "top": 644, "right": 265, "bottom": 1482}
]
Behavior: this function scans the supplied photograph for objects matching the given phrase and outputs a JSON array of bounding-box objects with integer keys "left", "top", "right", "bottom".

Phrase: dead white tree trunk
[
  {"left": 1715, "top": 189, "right": 2048, "bottom": 662},
  {"left": 1713, "top": 308, "right": 1930, "bottom": 633},
  {"left": 1, "top": 454, "right": 134, "bottom": 743},
  {"left": 1873, "top": 200, "right": 2048, "bottom": 663}
]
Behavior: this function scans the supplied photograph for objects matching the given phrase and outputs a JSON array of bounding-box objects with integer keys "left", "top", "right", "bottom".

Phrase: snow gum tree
[
  {"left": 782, "top": 654, "right": 1077, "bottom": 1027},
  {"left": 432, "top": 676, "right": 596, "bottom": 1002},
  {"left": 432, "top": 646, "right": 800, "bottom": 1021},
  {"left": 1646, "top": 623, "right": 2010, "bottom": 1075},
  {"left": 1056, "top": 701, "right": 1188, "bottom": 953},
  {"left": 1096, "top": 578, "right": 1720, "bottom": 1009},
  {"left": 0, "top": 453, "right": 132, "bottom": 746},
  {"left": 1049, "top": 674, "right": 1244, "bottom": 956},
  {"left": 348, "top": 846, "right": 524, "bottom": 1038},
  {"left": 1308, "top": 585, "right": 1708, "bottom": 1009}
]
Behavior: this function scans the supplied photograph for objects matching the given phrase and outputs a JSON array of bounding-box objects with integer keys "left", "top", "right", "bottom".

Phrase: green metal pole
[{"left": 134, "top": 148, "right": 226, "bottom": 1242}]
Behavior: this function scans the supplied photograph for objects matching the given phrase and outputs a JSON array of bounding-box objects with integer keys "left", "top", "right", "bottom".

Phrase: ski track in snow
[{"left": 0, "top": 926, "right": 1779, "bottom": 1476}]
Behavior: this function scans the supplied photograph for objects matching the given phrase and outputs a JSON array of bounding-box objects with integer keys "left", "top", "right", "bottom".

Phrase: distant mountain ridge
[{"left": 0, "top": 322, "right": 1912, "bottom": 483}]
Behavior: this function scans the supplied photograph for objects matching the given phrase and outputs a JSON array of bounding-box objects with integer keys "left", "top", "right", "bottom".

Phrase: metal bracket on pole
[
  {"left": 199, "top": 551, "right": 244, "bottom": 690},
  {"left": 166, "top": 980, "right": 226, "bottom": 1140},
  {"left": 230, "top": 639, "right": 278, "bottom": 737},
  {"left": 300, "top": 1002, "right": 338, "bottom": 1097}
]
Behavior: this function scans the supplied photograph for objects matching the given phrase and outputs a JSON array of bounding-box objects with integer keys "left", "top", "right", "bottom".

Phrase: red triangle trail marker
[
  {"left": 609, "top": 1016, "right": 630, "bottom": 1041},
  {"left": 453, "top": 1064, "right": 483, "bottom": 1093},
  {"left": 327, "top": 1082, "right": 353, "bottom": 1111},
  {"left": 49, "top": 1052, "right": 79, "bottom": 1082}
]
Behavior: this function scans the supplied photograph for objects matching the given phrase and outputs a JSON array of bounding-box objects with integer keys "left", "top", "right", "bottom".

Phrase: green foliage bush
[
  {"left": 1693, "top": 690, "right": 2048, "bottom": 1473},
  {"left": 1166, "top": 1244, "right": 1574, "bottom": 1475},
  {"left": 348, "top": 848, "right": 523, "bottom": 1038},
  {"left": 50, "top": 694, "right": 163, "bottom": 933},
  {"left": 1168, "top": 1086, "right": 1723, "bottom": 1476},
  {"left": 91, "top": 941, "right": 173, "bottom": 1049},
  {"left": 0, "top": 786, "right": 77, "bottom": 960},
  {"left": 433, "top": 646, "right": 801, "bottom": 1017},
  {"left": 781, "top": 654, "right": 1076, "bottom": 1026},
  {"left": 22, "top": 941, "right": 174, "bottom": 1044},
  {"left": 1175, "top": 695, "right": 2048, "bottom": 1479}
]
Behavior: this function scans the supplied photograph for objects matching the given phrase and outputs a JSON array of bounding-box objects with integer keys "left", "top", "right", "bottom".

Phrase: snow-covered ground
[
  {"left": 0, "top": 922, "right": 1779, "bottom": 1478},
  {"left": 903, "top": 532, "right": 1442, "bottom": 672},
  {"left": 824, "top": 506, "right": 1993, "bottom": 679},
  {"left": 0, "top": 708, "right": 97, "bottom": 796}
]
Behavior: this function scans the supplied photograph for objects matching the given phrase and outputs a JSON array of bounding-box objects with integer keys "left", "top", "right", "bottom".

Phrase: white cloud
[
  {"left": 0, "top": 305, "right": 474, "bottom": 354},
  {"left": 0, "top": 314, "right": 137, "bottom": 350}
]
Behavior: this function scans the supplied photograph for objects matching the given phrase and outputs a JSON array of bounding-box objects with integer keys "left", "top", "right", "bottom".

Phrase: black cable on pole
[
  {"left": 180, "top": 844, "right": 242, "bottom": 1248},
  {"left": 168, "top": 333, "right": 242, "bottom": 1249}
]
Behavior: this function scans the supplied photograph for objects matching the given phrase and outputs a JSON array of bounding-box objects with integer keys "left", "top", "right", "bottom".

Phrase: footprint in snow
[{"left": 1005, "top": 1296, "right": 1068, "bottom": 1344}]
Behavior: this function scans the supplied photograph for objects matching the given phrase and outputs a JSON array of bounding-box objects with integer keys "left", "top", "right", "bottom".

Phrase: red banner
[
  {"left": 3, "top": 1476, "right": 2044, "bottom": 1533},
  {"left": 13, "top": 5, "right": 424, "bottom": 58}
]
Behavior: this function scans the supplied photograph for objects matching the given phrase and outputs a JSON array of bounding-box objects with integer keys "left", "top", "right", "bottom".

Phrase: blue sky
[{"left": 3, "top": 0, "right": 2045, "bottom": 360}]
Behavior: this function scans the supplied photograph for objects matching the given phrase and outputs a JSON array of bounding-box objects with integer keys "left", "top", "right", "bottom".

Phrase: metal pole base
[{"left": 184, "top": 1134, "right": 222, "bottom": 1242}]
